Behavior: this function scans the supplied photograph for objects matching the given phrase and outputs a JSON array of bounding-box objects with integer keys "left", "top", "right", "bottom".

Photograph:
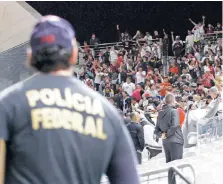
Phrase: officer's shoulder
[
  {"left": 0, "top": 81, "right": 24, "bottom": 102},
  {"left": 0, "top": 74, "right": 39, "bottom": 102}
]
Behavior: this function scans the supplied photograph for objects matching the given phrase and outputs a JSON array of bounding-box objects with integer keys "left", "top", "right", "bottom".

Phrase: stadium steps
[{"left": 101, "top": 139, "right": 223, "bottom": 184}]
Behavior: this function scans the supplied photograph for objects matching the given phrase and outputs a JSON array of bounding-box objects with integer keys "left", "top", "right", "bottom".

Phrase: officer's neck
[{"left": 49, "top": 68, "right": 73, "bottom": 76}]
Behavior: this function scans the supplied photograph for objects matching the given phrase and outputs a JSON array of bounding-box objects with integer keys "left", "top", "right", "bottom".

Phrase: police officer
[{"left": 0, "top": 15, "right": 140, "bottom": 184}]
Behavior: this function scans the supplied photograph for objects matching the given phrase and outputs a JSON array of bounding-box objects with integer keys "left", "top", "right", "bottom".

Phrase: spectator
[
  {"left": 123, "top": 77, "right": 136, "bottom": 96},
  {"left": 89, "top": 33, "right": 100, "bottom": 45},
  {"left": 204, "top": 40, "right": 215, "bottom": 53},
  {"left": 204, "top": 86, "right": 222, "bottom": 118},
  {"left": 76, "top": 15, "right": 222, "bottom": 163},
  {"left": 144, "top": 32, "right": 153, "bottom": 45},
  {"left": 94, "top": 67, "right": 104, "bottom": 91},
  {"left": 206, "top": 24, "right": 215, "bottom": 34},
  {"left": 133, "top": 30, "right": 144, "bottom": 41},
  {"left": 189, "top": 16, "right": 205, "bottom": 41},
  {"left": 136, "top": 66, "right": 146, "bottom": 85},
  {"left": 131, "top": 97, "right": 140, "bottom": 111},
  {"left": 153, "top": 30, "right": 160, "bottom": 40},
  {"left": 214, "top": 22, "right": 222, "bottom": 38},
  {"left": 110, "top": 46, "right": 118, "bottom": 66},
  {"left": 185, "top": 30, "right": 194, "bottom": 53},
  {"left": 154, "top": 93, "right": 184, "bottom": 163},
  {"left": 127, "top": 111, "right": 145, "bottom": 164},
  {"left": 122, "top": 91, "right": 132, "bottom": 114},
  {"left": 102, "top": 47, "right": 110, "bottom": 65},
  {"left": 171, "top": 32, "right": 183, "bottom": 58}
]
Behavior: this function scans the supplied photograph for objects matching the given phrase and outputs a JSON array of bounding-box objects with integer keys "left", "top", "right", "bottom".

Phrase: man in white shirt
[
  {"left": 136, "top": 66, "right": 146, "bottom": 84},
  {"left": 185, "top": 30, "right": 194, "bottom": 53},
  {"left": 109, "top": 46, "right": 118, "bottom": 65},
  {"left": 189, "top": 16, "right": 205, "bottom": 41},
  {"left": 122, "top": 77, "right": 136, "bottom": 96},
  {"left": 203, "top": 41, "right": 215, "bottom": 53},
  {"left": 152, "top": 44, "right": 161, "bottom": 59},
  {"left": 94, "top": 68, "right": 104, "bottom": 91},
  {"left": 149, "top": 84, "right": 159, "bottom": 98},
  {"left": 181, "top": 68, "right": 192, "bottom": 81},
  {"left": 144, "top": 32, "right": 153, "bottom": 45},
  {"left": 141, "top": 42, "right": 151, "bottom": 57}
]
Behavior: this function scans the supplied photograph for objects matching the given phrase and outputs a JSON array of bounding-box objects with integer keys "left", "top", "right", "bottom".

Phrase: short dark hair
[{"left": 31, "top": 45, "right": 72, "bottom": 73}]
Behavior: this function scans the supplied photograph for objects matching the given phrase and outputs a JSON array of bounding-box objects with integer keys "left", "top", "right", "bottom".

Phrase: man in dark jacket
[
  {"left": 154, "top": 93, "right": 184, "bottom": 163},
  {"left": 118, "top": 109, "right": 131, "bottom": 125},
  {"left": 127, "top": 112, "right": 145, "bottom": 164}
]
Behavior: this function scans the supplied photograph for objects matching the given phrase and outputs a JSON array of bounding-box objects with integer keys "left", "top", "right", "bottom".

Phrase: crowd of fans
[{"left": 75, "top": 16, "right": 222, "bottom": 164}]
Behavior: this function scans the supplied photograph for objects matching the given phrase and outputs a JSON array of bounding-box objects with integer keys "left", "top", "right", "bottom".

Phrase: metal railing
[
  {"left": 100, "top": 163, "right": 195, "bottom": 184},
  {"left": 168, "top": 166, "right": 194, "bottom": 184},
  {"left": 139, "top": 163, "right": 195, "bottom": 183},
  {"left": 197, "top": 114, "right": 223, "bottom": 146}
]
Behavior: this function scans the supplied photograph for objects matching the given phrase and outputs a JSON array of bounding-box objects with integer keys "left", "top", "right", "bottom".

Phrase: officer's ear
[{"left": 69, "top": 38, "right": 78, "bottom": 65}]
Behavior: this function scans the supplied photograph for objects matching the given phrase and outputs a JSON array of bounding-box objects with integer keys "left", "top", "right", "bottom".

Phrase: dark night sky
[{"left": 27, "top": 1, "right": 222, "bottom": 44}]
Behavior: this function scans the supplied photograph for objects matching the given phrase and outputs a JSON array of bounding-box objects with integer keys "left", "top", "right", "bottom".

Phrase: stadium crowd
[{"left": 76, "top": 16, "right": 223, "bottom": 164}]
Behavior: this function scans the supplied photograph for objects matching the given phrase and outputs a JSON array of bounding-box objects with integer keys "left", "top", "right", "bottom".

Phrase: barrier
[{"left": 197, "top": 114, "right": 223, "bottom": 147}]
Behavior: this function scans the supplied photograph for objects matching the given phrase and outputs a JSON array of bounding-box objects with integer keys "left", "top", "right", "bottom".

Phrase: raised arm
[
  {"left": 0, "top": 140, "right": 6, "bottom": 184},
  {"left": 163, "top": 29, "right": 167, "bottom": 36},
  {"left": 0, "top": 102, "right": 9, "bottom": 184},
  {"left": 189, "top": 18, "right": 197, "bottom": 26},
  {"left": 117, "top": 24, "right": 121, "bottom": 41},
  {"left": 171, "top": 32, "right": 174, "bottom": 43},
  {"left": 202, "top": 16, "right": 205, "bottom": 26}
]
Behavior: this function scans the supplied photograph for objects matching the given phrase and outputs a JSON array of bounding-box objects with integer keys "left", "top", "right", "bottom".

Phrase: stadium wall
[{"left": 0, "top": 1, "right": 41, "bottom": 52}]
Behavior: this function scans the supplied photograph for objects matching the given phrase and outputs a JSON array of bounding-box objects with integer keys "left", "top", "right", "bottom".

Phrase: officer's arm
[
  {"left": 0, "top": 140, "right": 6, "bottom": 184},
  {"left": 106, "top": 121, "right": 140, "bottom": 184},
  {"left": 0, "top": 102, "right": 9, "bottom": 184}
]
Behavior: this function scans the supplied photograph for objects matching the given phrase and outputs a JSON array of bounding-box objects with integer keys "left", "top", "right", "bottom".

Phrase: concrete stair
[{"left": 101, "top": 139, "right": 223, "bottom": 184}]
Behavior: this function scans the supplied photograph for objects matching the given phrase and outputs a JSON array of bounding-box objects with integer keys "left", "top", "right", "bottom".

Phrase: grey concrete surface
[{"left": 0, "top": 2, "right": 41, "bottom": 52}]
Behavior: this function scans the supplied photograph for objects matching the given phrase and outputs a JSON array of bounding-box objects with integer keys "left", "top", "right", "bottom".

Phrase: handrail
[
  {"left": 79, "top": 42, "right": 123, "bottom": 48},
  {"left": 100, "top": 163, "right": 195, "bottom": 183},
  {"left": 79, "top": 39, "right": 162, "bottom": 48},
  {"left": 168, "top": 166, "right": 194, "bottom": 184},
  {"left": 140, "top": 163, "right": 195, "bottom": 178},
  {"left": 0, "top": 41, "right": 29, "bottom": 54},
  {"left": 202, "top": 32, "right": 223, "bottom": 36},
  {"left": 140, "top": 164, "right": 195, "bottom": 183}
]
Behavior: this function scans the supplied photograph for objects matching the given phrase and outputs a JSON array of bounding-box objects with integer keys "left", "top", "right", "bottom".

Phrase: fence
[
  {"left": 0, "top": 41, "right": 33, "bottom": 91},
  {"left": 197, "top": 114, "right": 223, "bottom": 147}
]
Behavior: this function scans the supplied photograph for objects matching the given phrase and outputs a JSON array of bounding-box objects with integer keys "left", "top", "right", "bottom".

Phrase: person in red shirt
[
  {"left": 176, "top": 105, "right": 185, "bottom": 128},
  {"left": 169, "top": 62, "right": 179, "bottom": 74},
  {"left": 202, "top": 67, "right": 215, "bottom": 88},
  {"left": 159, "top": 77, "right": 171, "bottom": 97},
  {"left": 116, "top": 54, "right": 123, "bottom": 68},
  {"left": 132, "top": 85, "right": 143, "bottom": 102}
]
